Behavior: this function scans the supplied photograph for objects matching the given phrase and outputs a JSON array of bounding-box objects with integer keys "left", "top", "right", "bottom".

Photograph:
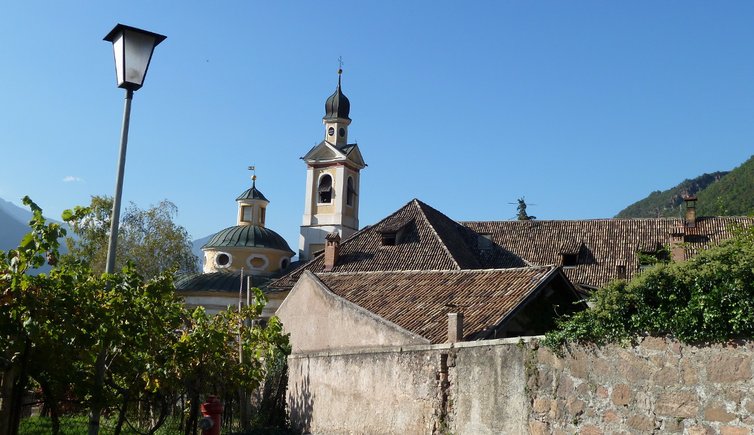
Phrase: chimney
[
  {"left": 683, "top": 195, "right": 697, "bottom": 228},
  {"left": 669, "top": 224, "right": 686, "bottom": 262},
  {"left": 447, "top": 313, "right": 464, "bottom": 343},
  {"left": 323, "top": 232, "right": 341, "bottom": 272}
]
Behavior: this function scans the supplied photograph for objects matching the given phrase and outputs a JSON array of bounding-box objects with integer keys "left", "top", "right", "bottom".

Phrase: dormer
[
  {"left": 558, "top": 240, "right": 583, "bottom": 267},
  {"left": 379, "top": 219, "right": 413, "bottom": 247}
]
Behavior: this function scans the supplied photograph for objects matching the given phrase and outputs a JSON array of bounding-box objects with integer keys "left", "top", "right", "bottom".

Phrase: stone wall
[
  {"left": 529, "top": 337, "right": 754, "bottom": 434},
  {"left": 287, "top": 337, "right": 754, "bottom": 434}
]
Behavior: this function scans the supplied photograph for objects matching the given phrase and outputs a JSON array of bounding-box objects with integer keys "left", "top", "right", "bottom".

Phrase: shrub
[{"left": 544, "top": 225, "right": 754, "bottom": 350}]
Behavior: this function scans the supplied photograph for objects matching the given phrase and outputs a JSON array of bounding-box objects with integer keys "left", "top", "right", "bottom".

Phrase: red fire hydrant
[{"left": 199, "top": 395, "right": 223, "bottom": 435}]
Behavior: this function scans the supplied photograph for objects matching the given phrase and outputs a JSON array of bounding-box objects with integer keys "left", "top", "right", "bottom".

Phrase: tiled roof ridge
[
  {"left": 412, "top": 199, "right": 465, "bottom": 270},
  {"left": 314, "top": 265, "right": 556, "bottom": 277},
  {"left": 267, "top": 198, "right": 429, "bottom": 289},
  {"left": 308, "top": 198, "right": 418, "bottom": 254},
  {"left": 460, "top": 216, "right": 752, "bottom": 224}
]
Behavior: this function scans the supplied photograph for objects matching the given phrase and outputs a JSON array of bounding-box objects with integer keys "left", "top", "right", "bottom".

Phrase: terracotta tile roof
[
  {"left": 271, "top": 197, "right": 754, "bottom": 293},
  {"left": 314, "top": 267, "right": 570, "bottom": 344},
  {"left": 270, "top": 199, "right": 526, "bottom": 289},
  {"left": 463, "top": 216, "right": 754, "bottom": 289}
]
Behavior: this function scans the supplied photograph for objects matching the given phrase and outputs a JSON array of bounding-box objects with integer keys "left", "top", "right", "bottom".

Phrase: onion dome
[
  {"left": 202, "top": 225, "right": 294, "bottom": 254},
  {"left": 237, "top": 177, "right": 268, "bottom": 201},
  {"left": 323, "top": 69, "right": 351, "bottom": 121}
]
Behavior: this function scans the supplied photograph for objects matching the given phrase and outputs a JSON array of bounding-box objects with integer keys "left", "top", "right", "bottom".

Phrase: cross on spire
[{"left": 337, "top": 57, "right": 343, "bottom": 86}]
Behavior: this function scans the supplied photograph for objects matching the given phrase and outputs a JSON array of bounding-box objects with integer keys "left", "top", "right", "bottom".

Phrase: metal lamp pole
[
  {"left": 105, "top": 88, "right": 133, "bottom": 274},
  {"left": 89, "top": 24, "right": 166, "bottom": 435},
  {"left": 102, "top": 23, "right": 166, "bottom": 274}
]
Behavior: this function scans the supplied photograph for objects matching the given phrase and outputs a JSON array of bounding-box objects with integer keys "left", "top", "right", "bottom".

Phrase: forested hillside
[
  {"left": 616, "top": 155, "right": 754, "bottom": 218},
  {"left": 696, "top": 155, "right": 754, "bottom": 216}
]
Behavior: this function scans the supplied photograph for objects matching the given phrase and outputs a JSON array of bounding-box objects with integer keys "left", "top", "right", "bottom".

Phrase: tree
[
  {"left": 0, "top": 197, "right": 67, "bottom": 434},
  {"left": 64, "top": 196, "right": 198, "bottom": 279},
  {"left": 544, "top": 224, "right": 754, "bottom": 350},
  {"left": 0, "top": 199, "right": 290, "bottom": 435}
]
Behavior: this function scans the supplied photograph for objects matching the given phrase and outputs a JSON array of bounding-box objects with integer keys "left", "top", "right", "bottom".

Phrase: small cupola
[
  {"left": 236, "top": 172, "right": 269, "bottom": 227},
  {"left": 324, "top": 68, "right": 351, "bottom": 121}
]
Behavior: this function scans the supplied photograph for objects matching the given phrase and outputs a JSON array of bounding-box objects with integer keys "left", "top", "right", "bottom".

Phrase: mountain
[
  {"left": 617, "top": 155, "right": 754, "bottom": 218},
  {"left": 696, "top": 155, "right": 754, "bottom": 216},
  {"left": 0, "top": 198, "right": 35, "bottom": 251},
  {"left": 0, "top": 206, "right": 32, "bottom": 250},
  {"left": 191, "top": 234, "right": 213, "bottom": 271}
]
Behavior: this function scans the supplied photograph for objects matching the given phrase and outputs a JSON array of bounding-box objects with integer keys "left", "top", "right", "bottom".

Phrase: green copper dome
[
  {"left": 175, "top": 271, "right": 273, "bottom": 292},
  {"left": 202, "top": 225, "right": 294, "bottom": 254}
]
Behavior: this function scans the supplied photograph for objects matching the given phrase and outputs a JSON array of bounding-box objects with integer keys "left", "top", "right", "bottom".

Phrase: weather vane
[{"left": 248, "top": 165, "right": 256, "bottom": 181}]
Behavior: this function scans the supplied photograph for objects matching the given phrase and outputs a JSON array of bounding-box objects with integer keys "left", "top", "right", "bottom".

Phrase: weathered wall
[
  {"left": 288, "top": 337, "right": 754, "bottom": 434},
  {"left": 287, "top": 338, "right": 530, "bottom": 434},
  {"left": 529, "top": 337, "right": 754, "bottom": 434},
  {"left": 288, "top": 347, "right": 444, "bottom": 434}
]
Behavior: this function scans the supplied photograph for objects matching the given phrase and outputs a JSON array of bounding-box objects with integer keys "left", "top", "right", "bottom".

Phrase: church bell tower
[{"left": 299, "top": 68, "right": 366, "bottom": 261}]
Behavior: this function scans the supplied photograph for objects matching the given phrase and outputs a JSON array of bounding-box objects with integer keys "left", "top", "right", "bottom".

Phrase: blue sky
[{"left": 1, "top": 2, "right": 754, "bottom": 255}]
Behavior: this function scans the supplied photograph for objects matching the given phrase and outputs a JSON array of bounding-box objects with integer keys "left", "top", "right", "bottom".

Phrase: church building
[
  {"left": 298, "top": 68, "right": 366, "bottom": 261},
  {"left": 175, "top": 173, "right": 295, "bottom": 316}
]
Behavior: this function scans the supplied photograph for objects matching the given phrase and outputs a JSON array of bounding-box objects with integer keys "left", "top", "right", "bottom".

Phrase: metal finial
[
  {"left": 337, "top": 57, "right": 343, "bottom": 86},
  {"left": 248, "top": 165, "right": 256, "bottom": 185}
]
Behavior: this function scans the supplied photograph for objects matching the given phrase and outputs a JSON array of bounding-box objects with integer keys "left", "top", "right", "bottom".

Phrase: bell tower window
[
  {"left": 318, "top": 174, "right": 333, "bottom": 204},
  {"left": 347, "top": 177, "right": 355, "bottom": 206}
]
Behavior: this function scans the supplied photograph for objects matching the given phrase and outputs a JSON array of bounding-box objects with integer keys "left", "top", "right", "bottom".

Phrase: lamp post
[
  {"left": 102, "top": 24, "right": 166, "bottom": 275},
  {"left": 88, "top": 24, "right": 166, "bottom": 435}
]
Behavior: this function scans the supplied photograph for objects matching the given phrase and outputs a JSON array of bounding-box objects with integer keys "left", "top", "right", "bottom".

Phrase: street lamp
[
  {"left": 102, "top": 24, "right": 166, "bottom": 274},
  {"left": 89, "top": 23, "right": 167, "bottom": 435}
]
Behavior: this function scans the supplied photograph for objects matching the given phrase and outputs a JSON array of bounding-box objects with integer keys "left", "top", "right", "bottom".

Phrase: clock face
[
  {"left": 328, "top": 127, "right": 335, "bottom": 136},
  {"left": 339, "top": 128, "right": 345, "bottom": 137}
]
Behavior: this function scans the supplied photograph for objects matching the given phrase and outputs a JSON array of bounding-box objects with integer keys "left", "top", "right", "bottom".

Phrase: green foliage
[
  {"left": 697, "top": 155, "right": 754, "bottom": 216},
  {"left": 0, "top": 198, "right": 290, "bottom": 435},
  {"left": 544, "top": 224, "right": 754, "bottom": 350},
  {"left": 636, "top": 245, "right": 670, "bottom": 267},
  {"left": 19, "top": 415, "right": 185, "bottom": 434},
  {"left": 63, "top": 196, "right": 198, "bottom": 279}
]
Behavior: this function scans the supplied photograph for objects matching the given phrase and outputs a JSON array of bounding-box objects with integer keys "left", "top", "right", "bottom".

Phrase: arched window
[
  {"left": 318, "top": 174, "right": 333, "bottom": 203},
  {"left": 346, "top": 176, "right": 356, "bottom": 206}
]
